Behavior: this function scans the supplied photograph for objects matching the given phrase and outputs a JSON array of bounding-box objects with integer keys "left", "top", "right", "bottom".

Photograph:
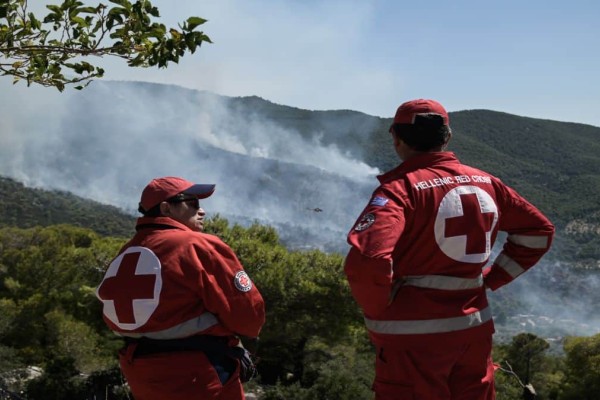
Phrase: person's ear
[
  {"left": 443, "top": 130, "right": 453, "bottom": 148},
  {"left": 390, "top": 130, "right": 401, "bottom": 146},
  {"left": 159, "top": 202, "right": 171, "bottom": 216},
  {"left": 394, "top": 134, "right": 408, "bottom": 151}
]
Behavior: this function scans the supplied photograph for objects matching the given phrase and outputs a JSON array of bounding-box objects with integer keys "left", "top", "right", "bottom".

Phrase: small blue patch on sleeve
[{"left": 370, "top": 196, "right": 389, "bottom": 207}]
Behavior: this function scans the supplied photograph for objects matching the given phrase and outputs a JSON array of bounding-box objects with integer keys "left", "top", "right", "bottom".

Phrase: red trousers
[
  {"left": 373, "top": 337, "right": 495, "bottom": 400},
  {"left": 118, "top": 346, "right": 244, "bottom": 400}
]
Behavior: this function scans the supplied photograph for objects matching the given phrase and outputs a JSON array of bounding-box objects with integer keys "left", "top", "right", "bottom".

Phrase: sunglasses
[{"left": 167, "top": 196, "right": 201, "bottom": 209}]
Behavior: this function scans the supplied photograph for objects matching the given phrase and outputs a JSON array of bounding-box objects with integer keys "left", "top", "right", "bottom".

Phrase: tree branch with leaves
[{"left": 0, "top": 0, "right": 211, "bottom": 90}]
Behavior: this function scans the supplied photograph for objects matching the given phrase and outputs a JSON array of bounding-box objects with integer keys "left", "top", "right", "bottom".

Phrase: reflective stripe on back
[
  {"left": 402, "top": 274, "right": 483, "bottom": 290},
  {"left": 365, "top": 307, "right": 492, "bottom": 335},
  {"left": 115, "top": 312, "right": 219, "bottom": 339}
]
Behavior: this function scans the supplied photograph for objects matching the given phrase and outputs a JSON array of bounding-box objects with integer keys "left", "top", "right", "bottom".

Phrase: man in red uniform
[
  {"left": 344, "top": 99, "right": 554, "bottom": 400},
  {"left": 96, "top": 176, "right": 265, "bottom": 400}
]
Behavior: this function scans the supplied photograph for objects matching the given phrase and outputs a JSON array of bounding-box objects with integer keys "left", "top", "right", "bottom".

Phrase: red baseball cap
[
  {"left": 139, "top": 176, "right": 215, "bottom": 212},
  {"left": 389, "top": 99, "right": 449, "bottom": 131}
]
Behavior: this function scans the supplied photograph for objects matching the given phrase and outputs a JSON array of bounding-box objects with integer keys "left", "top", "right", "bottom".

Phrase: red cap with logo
[
  {"left": 139, "top": 176, "right": 215, "bottom": 212},
  {"left": 389, "top": 99, "right": 449, "bottom": 131}
]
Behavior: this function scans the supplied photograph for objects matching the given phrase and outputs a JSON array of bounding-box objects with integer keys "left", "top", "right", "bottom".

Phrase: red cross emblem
[
  {"left": 445, "top": 193, "right": 496, "bottom": 254},
  {"left": 97, "top": 247, "right": 162, "bottom": 329},
  {"left": 234, "top": 271, "right": 253, "bottom": 292},
  {"left": 434, "top": 186, "right": 498, "bottom": 263}
]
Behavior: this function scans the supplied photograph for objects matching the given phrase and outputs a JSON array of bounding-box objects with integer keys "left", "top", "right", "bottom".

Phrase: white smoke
[
  {"left": 487, "top": 240, "right": 600, "bottom": 342},
  {"left": 0, "top": 79, "right": 379, "bottom": 252}
]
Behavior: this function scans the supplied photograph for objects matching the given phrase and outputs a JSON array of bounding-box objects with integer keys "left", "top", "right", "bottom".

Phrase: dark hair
[
  {"left": 138, "top": 203, "right": 163, "bottom": 217},
  {"left": 390, "top": 114, "right": 451, "bottom": 151}
]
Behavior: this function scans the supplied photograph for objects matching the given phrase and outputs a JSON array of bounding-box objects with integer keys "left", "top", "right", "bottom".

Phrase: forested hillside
[{"left": 0, "top": 177, "right": 134, "bottom": 238}]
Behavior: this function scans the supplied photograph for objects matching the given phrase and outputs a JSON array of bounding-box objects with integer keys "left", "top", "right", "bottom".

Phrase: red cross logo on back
[
  {"left": 434, "top": 186, "right": 498, "bottom": 263},
  {"left": 97, "top": 246, "right": 163, "bottom": 330},
  {"left": 445, "top": 193, "right": 496, "bottom": 254}
]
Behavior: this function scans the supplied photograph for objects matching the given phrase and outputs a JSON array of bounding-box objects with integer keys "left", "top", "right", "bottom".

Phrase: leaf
[
  {"left": 147, "top": 6, "right": 160, "bottom": 17},
  {"left": 71, "top": 16, "right": 89, "bottom": 28},
  {"left": 28, "top": 13, "right": 42, "bottom": 30},
  {"left": 45, "top": 5, "right": 62, "bottom": 14},
  {"left": 107, "top": 7, "right": 128, "bottom": 18},
  {"left": 108, "top": 0, "right": 128, "bottom": 6},
  {"left": 77, "top": 7, "right": 98, "bottom": 14},
  {"left": 186, "top": 16, "right": 207, "bottom": 31},
  {"left": 185, "top": 33, "right": 197, "bottom": 52},
  {"left": 42, "top": 14, "right": 58, "bottom": 24},
  {"left": 148, "top": 24, "right": 166, "bottom": 38}
]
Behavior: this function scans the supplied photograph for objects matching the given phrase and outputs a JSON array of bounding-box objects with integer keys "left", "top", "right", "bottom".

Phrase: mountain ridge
[{"left": 0, "top": 80, "right": 598, "bottom": 264}]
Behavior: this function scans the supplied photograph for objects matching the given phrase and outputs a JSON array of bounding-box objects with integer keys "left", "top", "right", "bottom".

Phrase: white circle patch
[
  {"left": 354, "top": 213, "right": 375, "bottom": 231},
  {"left": 234, "top": 270, "right": 253, "bottom": 292},
  {"left": 434, "top": 186, "right": 498, "bottom": 263},
  {"left": 96, "top": 246, "right": 162, "bottom": 330}
]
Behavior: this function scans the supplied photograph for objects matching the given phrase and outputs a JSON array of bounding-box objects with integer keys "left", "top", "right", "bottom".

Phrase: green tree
[
  {"left": 0, "top": 298, "right": 21, "bottom": 383},
  {"left": 25, "top": 355, "right": 88, "bottom": 400},
  {"left": 494, "top": 333, "right": 565, "bottom": 400},
  {"left": 262, "top": 341, "right": 374, "bottom": 400},
  {"left": 506, "top": 333, "right": 550, "bottom": 385},
  {"left": 0, "top": 0, "right": 211, "bottom": 90},
  {"left": 0, "top": 225, "right": 125, "bottom": 397},
  {"left": 560, "top": 334, "right": 600, "bottom": 399},
  {"left": 204, "top": 217, "right": 366, "bottom": 386}
]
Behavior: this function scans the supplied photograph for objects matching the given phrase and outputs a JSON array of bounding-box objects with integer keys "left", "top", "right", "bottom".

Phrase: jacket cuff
[{"left": 483, "top": 265, "right": 513, "bottom": 291}]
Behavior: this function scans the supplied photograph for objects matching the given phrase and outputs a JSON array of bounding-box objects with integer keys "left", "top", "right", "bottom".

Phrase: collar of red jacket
[
  {"left": 377, "top": 151, "right": 459, "bottom": 184},
  {"left": 135, "top": 216, "right": 193, "bottom": 232}
]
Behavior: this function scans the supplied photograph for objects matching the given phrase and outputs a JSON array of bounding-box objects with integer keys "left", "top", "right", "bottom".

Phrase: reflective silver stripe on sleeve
[
  {"left": 508, "top": 234, "right": 548, "bottom": 249},
  {"left": 494, "top": 252, "right": 525, "bottom": 278},
  {"left": 115, "top": 312, "right": 219, "bottom": 339},
  {"left": 364, "top": 307, "right": 492, "bottom": 335},
  {"left": 403, "top": 274, "right": 483, "bottom": 290}
]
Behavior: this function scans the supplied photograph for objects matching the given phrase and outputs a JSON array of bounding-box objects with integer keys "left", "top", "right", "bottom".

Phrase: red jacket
[
  {"left": 345, "top": 152, "right": 554, "bottom": 348},
  {"left": 97, "top": 217, "right": 265, "bottom": 340}
]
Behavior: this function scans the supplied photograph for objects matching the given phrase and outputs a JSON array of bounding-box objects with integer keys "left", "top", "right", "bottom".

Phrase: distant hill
[
  {"left": 0, "top": 81, "right": 598, "bottom": 265},
  {"left": 0, "top": 176, "right": 134, "bottom": 238},
  {"left": 228, "top": 91, "right": 600, "bottom": 228}
]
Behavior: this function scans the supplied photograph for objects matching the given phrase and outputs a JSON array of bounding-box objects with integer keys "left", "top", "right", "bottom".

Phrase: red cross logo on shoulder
[
  {"left": 96, "top": 246, "right": 162, "bottom": 330},
  {"left": 434, "top": 186, "right": 498, "bottom": 263},
  {"left": 234, "top": 271, "right": 253, "bottom": 292}
]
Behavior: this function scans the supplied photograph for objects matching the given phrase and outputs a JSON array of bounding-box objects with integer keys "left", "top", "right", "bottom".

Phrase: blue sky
[{"left": 24, "top": 0, "right": 600, "bottom": 127}]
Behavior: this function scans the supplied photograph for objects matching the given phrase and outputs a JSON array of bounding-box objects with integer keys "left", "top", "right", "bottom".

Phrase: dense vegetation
[{"left": 0, "top": 223, "right": 599, "bottom": 399}]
